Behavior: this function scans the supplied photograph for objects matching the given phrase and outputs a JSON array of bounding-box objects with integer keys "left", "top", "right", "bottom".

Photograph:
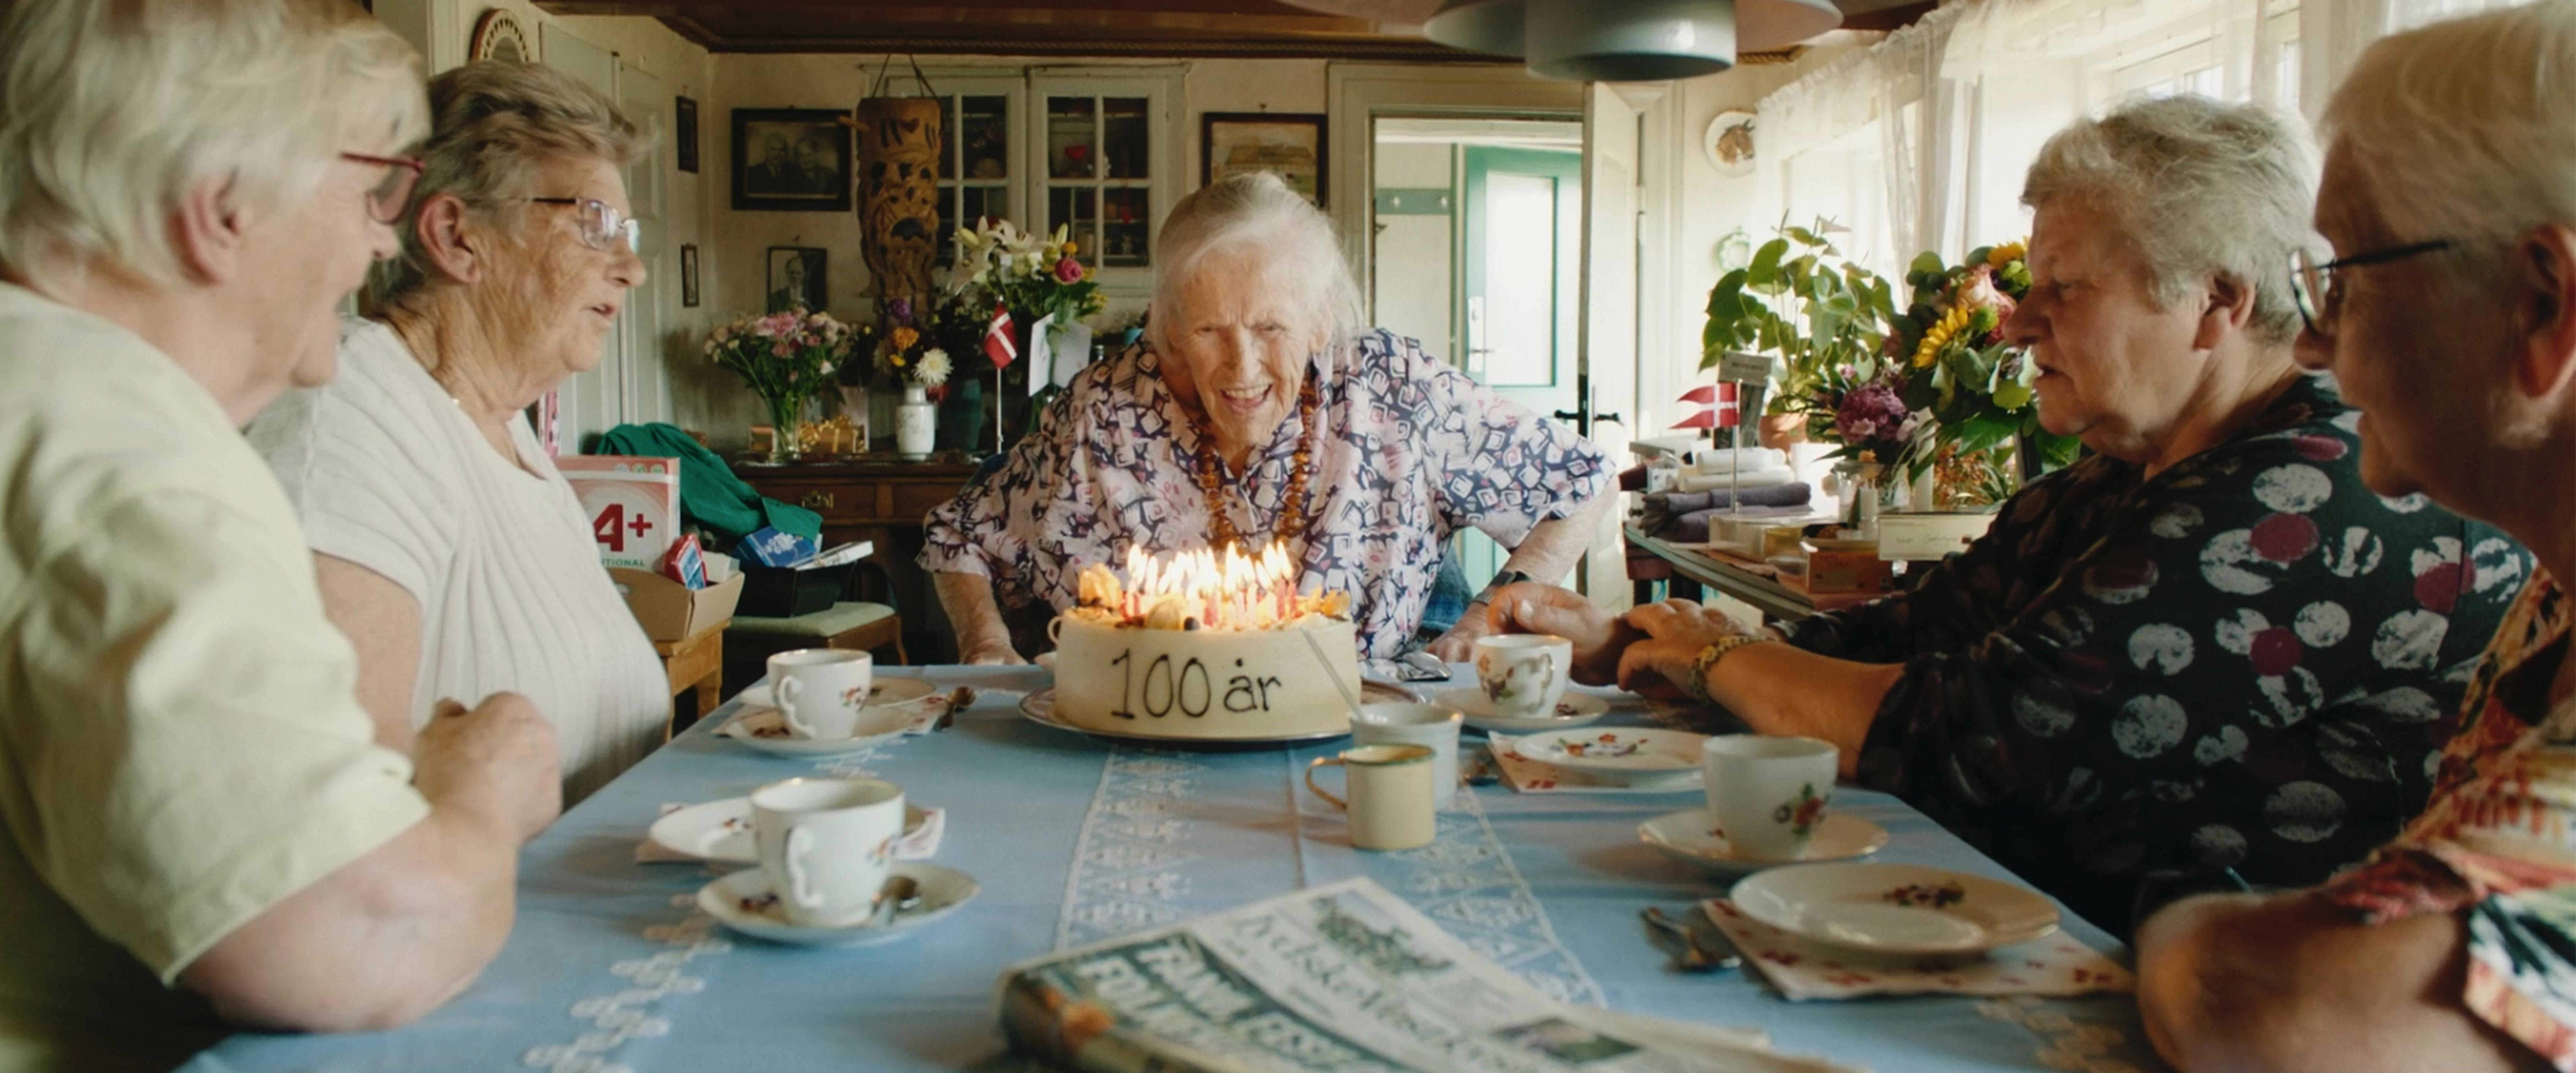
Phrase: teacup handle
[
  {"left": 777, "top": 676, "right": 816, "bottom": 738},
  {"left": 784, "top": 826, "right": 823, "bottom": 908},
  {"left": 1305, "top": 757, "right": 1350, "bottom": 810}
]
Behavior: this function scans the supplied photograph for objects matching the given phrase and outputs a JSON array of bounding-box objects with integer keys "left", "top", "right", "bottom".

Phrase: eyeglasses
[
  {"left": 340, "top": 152, "right": 425, "bottom": 224},
  {"left": 530, "top": 197, "right": 642, "bottom": 254},
  {"left": 2289, "top": 239, "right": 2452, "bottom": 336}
]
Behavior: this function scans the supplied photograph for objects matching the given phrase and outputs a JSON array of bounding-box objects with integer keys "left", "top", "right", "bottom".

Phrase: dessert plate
[
  {"left": 1013, "top": 681, "right": 1416, "bottom": 750},
  {"left": 1729, "top": 863, "right": 2061, "bottom": 956},
  {"left": 697, "top": 863, "right": 978, "bottom": 946},
  {"left": 649, "top": 797, "right": 932, "bottom": 866},
  {"left": 1509, "top": 727, "right": 1707, "bottom": 775},
  {"left": 731, "top": 676, "right": 936, "bottom": 713},
  {"left": 1638, "top": 810, "right": 1889, "bottom": 876},
  {"left": 1430, "top": 687, "right": 1612, "bottom": 733},
  {"left": 719, "top": 679, "right": 943, "bottom": 757}
]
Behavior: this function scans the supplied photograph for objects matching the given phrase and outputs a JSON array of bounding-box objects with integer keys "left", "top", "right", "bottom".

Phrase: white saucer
[
  {"left": 649, "top": 798, "right": 931, "bottom": 865},
  {"left": 1509, "top": 727, "right": 1707, "bottom": 775},
  {"left": 733, "top": 677, "right": 936, "bottom": 713},
  {"left": 721, "top": 679, "right": 941, "bottom": 757},
  {"left": 1430, "top": 687, "right": 1613, "bottom": 733},
  {"left": 1729, "top": 862, "right": 2061, "bottom": 956},
  {"left": 698, "top": 862, "right": 978, "bottom": 946},
  {"left": 1638, "top": 810, "right": 1889, "bottom": 875}
]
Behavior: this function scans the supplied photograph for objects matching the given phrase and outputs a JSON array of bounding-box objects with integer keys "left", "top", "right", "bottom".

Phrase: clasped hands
[{"left": 1483, "top": 583, "right": 1756, "bottom": 700}]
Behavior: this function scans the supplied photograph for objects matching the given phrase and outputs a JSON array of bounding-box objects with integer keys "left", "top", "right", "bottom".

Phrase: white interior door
[
  {"left": 1578, "top": 82, "right": 1648, "bottom": 603},
  {"left": 541, "top": 25, "right": 620, "bottom": 452},
  {"left": 617, "top": 61, "right": 670, "bottom": 431}
]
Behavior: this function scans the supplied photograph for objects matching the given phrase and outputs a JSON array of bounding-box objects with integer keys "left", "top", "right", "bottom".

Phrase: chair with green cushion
[{"left": 721, "top": 601, "right": 907, "bottom": 698}]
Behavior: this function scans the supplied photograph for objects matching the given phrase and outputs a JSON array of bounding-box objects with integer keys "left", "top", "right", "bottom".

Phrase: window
[{"left": 913, "top": 73, "right": 1026, "bottom": 268}]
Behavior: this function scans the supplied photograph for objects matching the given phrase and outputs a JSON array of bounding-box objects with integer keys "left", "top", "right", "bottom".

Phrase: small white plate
[
  {"left": 721, "top": 679, "right": 943, "bottom": 757},
  {"left": 1638, "top": 810, "right": 1889, "bottom": 875},
  {"left": 733, "top": 677, "right": 937, "bottom": 713},
  {"left": 697, "top": 862, "right": 978, "bottom": 946},
  {"left": 1510, "top": 727, "right": 1707, "bottom": 774},
  {"left": 1729, "top": 862, "right": 2062, "bottom": 956},
  {"left": 649, "top": 798, "right": 931, "bottom": 865},
  {"left": 1430, "top": 687, "right": 1613, "bottom": 733}
]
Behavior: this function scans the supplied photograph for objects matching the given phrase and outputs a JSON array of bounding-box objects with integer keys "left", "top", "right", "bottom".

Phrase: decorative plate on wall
[
  {"left": 1705, "top": 109, "right": 1756, "bottom": 178},
  {"left": 470, "top": 9, "right": 533, "bottom": 64}
]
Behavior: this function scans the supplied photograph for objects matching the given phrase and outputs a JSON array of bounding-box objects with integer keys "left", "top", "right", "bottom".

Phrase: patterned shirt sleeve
[
  {"left": 1783, "top": 424, "right": 2509, "bottom": 932},
  {"left": 919, "top": 385, "right": 1079, "bottom": 589},
  {"left": 1401, "top": 353, "right": 1612, "bottom": 546}
]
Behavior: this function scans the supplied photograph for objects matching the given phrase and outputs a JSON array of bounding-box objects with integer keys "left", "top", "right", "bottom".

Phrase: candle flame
[{"left": 1077, "top": 541, "right": 1336, "bottom": 631}]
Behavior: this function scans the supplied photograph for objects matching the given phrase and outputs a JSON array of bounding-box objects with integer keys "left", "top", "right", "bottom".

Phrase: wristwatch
[{"left": 1468, "top": 568, "right": 1534, "bottom": 608}]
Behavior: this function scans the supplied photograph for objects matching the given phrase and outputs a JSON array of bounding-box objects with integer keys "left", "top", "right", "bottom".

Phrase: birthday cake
[{"left": 1051, "top": 546, "right": 1361, "bottom": 741}]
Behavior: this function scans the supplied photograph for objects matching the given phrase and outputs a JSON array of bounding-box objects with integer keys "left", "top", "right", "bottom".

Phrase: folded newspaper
[{"left": 995, "top": 879, "right": 1861, "bottom": 1073}]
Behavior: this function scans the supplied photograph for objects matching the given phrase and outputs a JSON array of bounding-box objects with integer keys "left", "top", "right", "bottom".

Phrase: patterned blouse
[
  {"left": 1772, "top": 375, "right": 2528, "bottom": 935},
  {"left": 920, "top": 330, "right": 1612, "bottom": 660},
  {"left": 2323, "top": 572, "right": 2576, "bottom": 1070}
]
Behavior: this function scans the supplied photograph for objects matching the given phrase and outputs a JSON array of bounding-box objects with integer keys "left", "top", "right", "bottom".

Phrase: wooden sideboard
[{"left": 731, "top": 451, "right": 985, "bottom": 662}]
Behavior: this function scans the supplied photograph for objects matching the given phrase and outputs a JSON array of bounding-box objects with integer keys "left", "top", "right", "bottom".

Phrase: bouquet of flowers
[
  {"left": 947, "top": 217, "right": 1106, "bottom": 328},
  {"left": 1703, "top": 222, "right": 1926, "bottom": 473},
  {"left": 704, "top": 306, "right": 856, "bottom": 459},
  {"left": 871, "top": 296, "right": 954, "bottom": 391},
  {"left": 1887, "top": 242, "right": 2080, "bottom": 493}
]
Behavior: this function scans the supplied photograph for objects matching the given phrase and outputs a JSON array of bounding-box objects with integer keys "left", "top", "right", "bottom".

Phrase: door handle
[{"left": 801, "top": 490, "right": 835, "bottom": 510}]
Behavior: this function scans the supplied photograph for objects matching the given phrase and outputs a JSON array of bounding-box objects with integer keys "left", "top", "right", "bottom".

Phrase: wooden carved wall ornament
[{"left": 854, "top": 96, "right": 942, "bottom": 312}]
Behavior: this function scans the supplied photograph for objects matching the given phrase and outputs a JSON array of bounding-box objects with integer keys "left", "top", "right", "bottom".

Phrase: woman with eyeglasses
[
  {"left": 248, "top": 60, "right": 664, "bottom": 804},
  {"left": 1497, "top": 95, "right": 2529, "bottom": 939}
]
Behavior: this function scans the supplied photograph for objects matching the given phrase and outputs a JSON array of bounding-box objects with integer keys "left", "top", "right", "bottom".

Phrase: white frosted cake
[{"left": 1049, "top": 550, "right": 1361, "bottom": 740}]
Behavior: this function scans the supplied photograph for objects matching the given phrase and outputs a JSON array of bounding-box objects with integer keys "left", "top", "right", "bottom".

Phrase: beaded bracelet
[{"left": 1685, "top": 635, "right": 1772, "bottom": 704}]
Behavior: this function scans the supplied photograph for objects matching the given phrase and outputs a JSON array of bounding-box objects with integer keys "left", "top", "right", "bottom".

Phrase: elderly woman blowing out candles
[{"left": 922, "top": 172, "right": 1612, "bottom": 666}]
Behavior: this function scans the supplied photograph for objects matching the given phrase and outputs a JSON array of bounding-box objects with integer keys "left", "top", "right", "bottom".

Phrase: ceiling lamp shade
[
  {"left": 1428, "top": 0, "right": 1842, "bottom": 82},
  {"left": 1422, "top": 0, "right": 1524, "bottom": 58}
]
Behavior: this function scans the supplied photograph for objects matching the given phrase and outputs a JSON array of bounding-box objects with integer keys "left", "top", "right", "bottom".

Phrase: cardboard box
[
  {"left": 611, "top": 568, "right": 742, "bottom": 642},
  {"left": 1806, "top": 547, "right": 1895, "bottom": 594},
  {"left": 560, "top": 456, "right": 681, "bottom": 571}
]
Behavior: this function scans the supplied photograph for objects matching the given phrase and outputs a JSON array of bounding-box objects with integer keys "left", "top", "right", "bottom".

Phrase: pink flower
[
  {"left": 1835, "top": 380, "right": 1910, "bottom": 444},
  {"left": 770, "top": 341, "right": 792, "bottom": 357},
  {"left": 1956, "top": 265, "right": 2017, "bottom": 342},
  {"left": 1053, "top": 256, "right": 1084, "bottom": 284}
]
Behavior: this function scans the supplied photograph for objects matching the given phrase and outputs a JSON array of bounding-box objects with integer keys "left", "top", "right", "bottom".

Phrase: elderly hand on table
[
  {"left": 1487, "top": 582, "right": 1635, "bottom": 685},
  {"left": 1614, "top": 600, "right": 1756, "bottom": 701}
]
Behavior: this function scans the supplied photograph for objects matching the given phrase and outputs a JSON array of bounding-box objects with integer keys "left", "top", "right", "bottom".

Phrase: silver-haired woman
[
  {"left": 0, "top": 0, "right": 561, "bottom": 1060},
  {"left": 1502, "top": 95, "right": 2527, "bottom": 937},
  {"left": 249, "top": 61, "right": 665, "bottom": 803},
  {"left": 923, "top": 172, "right": 1612, "bottom": 665}
]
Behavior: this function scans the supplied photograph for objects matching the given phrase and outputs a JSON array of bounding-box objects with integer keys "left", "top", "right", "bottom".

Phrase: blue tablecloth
[{"left": 184, "top": 668, "right": 2169, "bottom": 1073}]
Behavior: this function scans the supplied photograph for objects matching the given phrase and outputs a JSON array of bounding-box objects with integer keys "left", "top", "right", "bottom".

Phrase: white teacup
[
  {"left": 751, "top": 777, "right": 906, "bottom": 928},
  {"left": 1702, "top": 735, "right": 1838, "bottom": 860},
  {"left": 768, "top": 648, "right": 873, "bottom": 739},
  {"left": 1353, "top": 702, "right": 1465, "bottom": 808},
  {"left": 1474, "top": 633, "right": 1572, "bottom": 721},
  {"left": 1306, "top": 744, "right": 1436, "bottom": 850}
]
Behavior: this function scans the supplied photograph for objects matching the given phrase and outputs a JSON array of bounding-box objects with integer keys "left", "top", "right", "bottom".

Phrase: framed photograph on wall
[
  {"left": 1202, "top": 113, "right": 1327, "bottom": 207},
  {"left": 766, "top": 246, "right": 826, "bottom": 313},
  {"left": 679, "top": 244, "right": 700, "bottom": 308},
  {"left": 675, "top": 96, "right": 700, "bottom": 174},
  {"left": 732, "top": 108, "right": 852, "bottom": 212}
]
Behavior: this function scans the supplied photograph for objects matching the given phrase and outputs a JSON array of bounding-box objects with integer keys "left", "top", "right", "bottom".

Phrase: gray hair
[
  {"left": 1148, "top": 172, "right": 1364, "bottom": 357},
  {"left": 2324, "top": 3, "right": 2576, "bottom": 280},
  {"left": 369, "top": 61, "right": 646, "bottom": 306},
  {"left": 0, "top": 0, "right": 426, "bottom": 289},
  {"left": 2022, "top": 95, "right": 2318, "bottom": 346}
]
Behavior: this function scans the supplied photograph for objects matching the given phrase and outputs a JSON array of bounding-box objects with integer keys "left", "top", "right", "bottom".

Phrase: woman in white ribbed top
[{"left": 248, "top": 61, "right": 666, "bottom": 802}]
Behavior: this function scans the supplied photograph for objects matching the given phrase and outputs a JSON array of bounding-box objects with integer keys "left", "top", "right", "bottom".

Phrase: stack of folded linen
[
  {"left": 1639, "top": 483, "right": 1816, "bottom": 542},
  {"left": 1673, "top": 446, "right": 1796, "bottom": 493}
]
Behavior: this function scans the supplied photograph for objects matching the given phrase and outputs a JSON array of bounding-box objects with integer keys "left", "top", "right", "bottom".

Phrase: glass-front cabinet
[
  {"left": 920, "top": 75, "right": 1026, "bottom": 269},
  {"left": 1030, "top": 71, "right": 1179, "bottom": 289}
]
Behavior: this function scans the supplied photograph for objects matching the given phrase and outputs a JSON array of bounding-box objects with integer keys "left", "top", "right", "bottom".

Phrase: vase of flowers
[
  {"left": 873, "top": 297, "right": 953, "bottom": 460},
  {"left": 705, "top": 307, "right": 855, "bottom": 465},
  {"left": 1887, "top": 241, "right": 2081, "bottom": 502}
]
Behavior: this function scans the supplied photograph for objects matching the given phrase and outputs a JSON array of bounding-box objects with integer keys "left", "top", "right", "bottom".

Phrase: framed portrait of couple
[{"left": 732, "top": 108, "right": 852, "bottom": 213}]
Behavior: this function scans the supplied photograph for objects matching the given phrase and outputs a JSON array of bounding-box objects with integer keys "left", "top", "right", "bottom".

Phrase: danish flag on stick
[{"left": 982, "top": 302, "right": 1017, "bottom": 370}]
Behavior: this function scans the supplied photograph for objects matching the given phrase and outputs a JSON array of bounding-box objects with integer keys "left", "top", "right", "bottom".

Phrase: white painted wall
[{"left": 1370, "top": 142, "right": 1453, "bottom": 358}]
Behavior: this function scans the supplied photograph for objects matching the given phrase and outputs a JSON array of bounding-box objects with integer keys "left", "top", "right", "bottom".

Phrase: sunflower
[
  {"left": 1986, "top": 241, "right": 2027, "bottom": 269},
  {"left": 1912, "top": 303, "right": 1974, "bottom": 368}
]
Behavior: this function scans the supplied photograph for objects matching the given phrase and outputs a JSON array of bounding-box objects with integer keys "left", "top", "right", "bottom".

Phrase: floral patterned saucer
[
  {"left": 1429, "top": 687, "right": 1613, "bottom": 733},
  {"left": 698, "top": 863, "right": 977, "bottom": 946},
  {"left": 1508, "top": 727, "right": 1706, "bottom": 774},
  {"left": 1637, "top": 809, "right": 1890, "bottom": 875},
  {"left": 1728, "top": 863, "right": 2060, "bottom": 956}
]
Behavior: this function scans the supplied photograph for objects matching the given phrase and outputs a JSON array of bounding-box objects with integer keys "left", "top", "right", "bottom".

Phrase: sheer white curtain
[{"left": 2298, "top": 0, "right": 2535, "bottom": 121}]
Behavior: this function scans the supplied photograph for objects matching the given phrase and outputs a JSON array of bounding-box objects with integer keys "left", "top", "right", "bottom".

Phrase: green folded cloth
[{"left": 594, "top": 423, "right": 822, "bottom": 542}]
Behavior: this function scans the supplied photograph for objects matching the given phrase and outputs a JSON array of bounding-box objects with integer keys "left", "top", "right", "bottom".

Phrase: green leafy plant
[{"left": 1701, "top": 220, "right": 1897, "bottom": 420}]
